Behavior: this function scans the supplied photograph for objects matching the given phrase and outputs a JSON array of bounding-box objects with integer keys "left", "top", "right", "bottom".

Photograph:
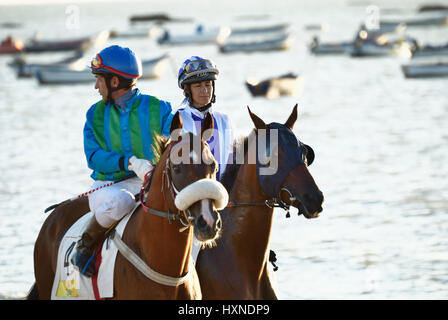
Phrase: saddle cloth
[{"left": 50, "top": 204, "right": 201, "bottom": 300}]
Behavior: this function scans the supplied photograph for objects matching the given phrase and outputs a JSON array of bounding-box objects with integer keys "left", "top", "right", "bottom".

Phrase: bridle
[
  {"left": 139, "top": 142, "right": 196, "bottom": 231},
  {"left": 226, "top": 187, "right": 297, "bottom": 218}
]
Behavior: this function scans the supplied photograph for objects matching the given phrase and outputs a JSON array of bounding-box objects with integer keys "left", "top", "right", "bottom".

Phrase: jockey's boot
[{"left": 71, "top": 215, "right": 109, "bottom": 277}]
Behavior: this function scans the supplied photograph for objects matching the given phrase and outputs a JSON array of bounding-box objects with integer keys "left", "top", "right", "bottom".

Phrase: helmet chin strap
[
  {"left": 195, "top": 102, "right": 212, "bottom": 112},
  {"left": 105, "top": 74, "right": 132, "bottom": 105}
]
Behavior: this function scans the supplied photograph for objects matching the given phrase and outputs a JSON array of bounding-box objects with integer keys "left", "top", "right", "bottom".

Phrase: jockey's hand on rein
[{"left": 128, "top": 156, "right": 154, "bottom": 180}]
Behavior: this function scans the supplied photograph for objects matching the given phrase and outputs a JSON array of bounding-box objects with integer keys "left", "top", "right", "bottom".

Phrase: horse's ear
[
  {"left": 201, "top": 112, "right": 214, "bottom": 141},
  {"left": 284, "top": 104, "right": 298, "bottom": 130},
  {"left": 247, "top": 106, "right": 266, "bottom": 130},
  {"left": 170, "top": 111, "right": 183, "bottom": 140}
]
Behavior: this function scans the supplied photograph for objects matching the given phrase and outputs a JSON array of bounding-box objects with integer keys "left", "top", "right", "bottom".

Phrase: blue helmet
[{"left": 90, "top": 45, "right": 142, "bottom": 79}]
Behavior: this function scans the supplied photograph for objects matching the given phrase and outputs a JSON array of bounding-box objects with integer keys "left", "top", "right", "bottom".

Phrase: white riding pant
[{"left": 88, "top": 177, "right": 142, "bottom": 228}]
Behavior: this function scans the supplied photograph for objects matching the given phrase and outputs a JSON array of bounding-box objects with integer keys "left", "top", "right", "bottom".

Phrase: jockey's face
[
  {"left": 94, "top": 74, "right": 108, "bottom": 102},
  {"left": 190, "top": 80, "right": 213, "bottom": 108}
]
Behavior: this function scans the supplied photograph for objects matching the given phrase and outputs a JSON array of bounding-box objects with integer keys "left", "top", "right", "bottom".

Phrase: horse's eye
[{"left": 172, "top": 165, "right": 181, "bottom": 174}]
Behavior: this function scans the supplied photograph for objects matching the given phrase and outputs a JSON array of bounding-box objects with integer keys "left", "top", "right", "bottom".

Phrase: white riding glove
[{"left": 128, "top": 156, "right": 154, "bottom": 181}]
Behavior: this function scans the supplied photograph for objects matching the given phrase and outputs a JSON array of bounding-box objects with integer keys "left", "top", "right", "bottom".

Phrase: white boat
[
  {"left": 309, "top": 36, "right": 349, "bottom": 55},
  {"left": 412, "top": 43, "right": 448, "bottom": 58},
  {"left": 9, "top": 52, "right": 85, "bottom": 78},
  {"left": 229, "top": 23, "right": 289, "bottom": 36},
  {"left": 401, "top": 62, "right": 448, "bottom": 78},
  {"left": 219, "top": 32, "right": 294, "bottom": 53},
  {"left": 158, "top": 26, "right": 230, "bottom": 45},
  {"left": 36, "top": 66, "right": 94, "bottom": 84},
  {"left": 140, "top": 54, "right": 171, "bottom": 79},
  {"left": 36, "top": 54, "right": 171, "bottom": 84},
  {"left": 24, "top": 30, "right": 110, "bottom": 53},
  {"left": 110, "top": 26, "right": 163, "bottom": 39},
  {"left": 246, "top": 73, "right": 303, "bottom": 99},
  {"left": 344, "top": 41, "right": 394, "bottom": 57},
  {"left": 380, "top": 16, "right": 448, "bottom": 28}
]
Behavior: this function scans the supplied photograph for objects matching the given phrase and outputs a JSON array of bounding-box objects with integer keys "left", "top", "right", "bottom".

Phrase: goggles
[
  {"left": 90, "top": 54, "right": 140, "bottom": 79},
  {"left": 90, "top": 54, "right": 103, "bottom": 69},
  {"left": 182, "top": 59, "right": 217, "bottom": 75}
]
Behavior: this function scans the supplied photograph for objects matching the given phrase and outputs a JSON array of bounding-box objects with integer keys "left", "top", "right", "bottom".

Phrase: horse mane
[
  {"left": 152, "top": 134, "right": 171, "bottom": 165},
  {"left": 220, "top": 130, "right": 254, "bottom": 193}
]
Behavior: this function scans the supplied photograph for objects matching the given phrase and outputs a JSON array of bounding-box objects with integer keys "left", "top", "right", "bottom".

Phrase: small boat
[
  {"left": 380, "top": 16, "right": 448, "bottom": 28},
  {"left": 129, "top": 13, "right": 192, "bottom": 24},
  {"left": 0, "top": 36, "right": 24, "bottom": 54},
  {"left": 309, "top": 36, "right": 349, "bottom": 55},
  {"left": 417, "top": 4, "right": 448, "bottom": 12},
  {"left": 158, "top": 26, "right": 230, "bottom": 45},
  {"left": 219, "top": 32, "right": 294, "bottom": 53},
  {"left": 411, "top": 42, "right": 448, "bottom": 58},
  {"left": 344, "top": 40, "right": 394, "bottom": 57},
  {"left": 245, "top": 73, "right": 303, "bottom": 98},
  {"left": 36, "top": 54, "right": 171, "bottom": 84},
  {"left": 401, "top": 62, "right": 448, "bottom": 78},
  {"left": 229, "top": 23, "right": 290, "bottom": 36},
  {"left": 345, "top": 27, "right": 414, "bottom": 57},
  {"left": 36, "top": 66, "right": 93, "bottom": 85},
  {"left": 110, "top": 25, "right": 164, "bottom": 39},
  {"left": 23, "top": 30, "right": 109, "bottom": 53},
  {"left": 140, "top": 54, "right": 171, "bottom": 79},
  {"left": 9, "top": 51, "right": 85, "bottom": 78}
]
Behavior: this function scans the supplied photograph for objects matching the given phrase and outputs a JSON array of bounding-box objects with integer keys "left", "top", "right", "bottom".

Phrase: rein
[
  {"left": 139, "top": 143, "right": 195, "bottom": 230},
  {"left": 226, "top": 187, "right": 297, "bottom": 218}
]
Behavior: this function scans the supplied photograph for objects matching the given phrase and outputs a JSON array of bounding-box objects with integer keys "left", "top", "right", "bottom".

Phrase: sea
[{"left": 0, "top": 0, "right": 447, "bottom": 299}]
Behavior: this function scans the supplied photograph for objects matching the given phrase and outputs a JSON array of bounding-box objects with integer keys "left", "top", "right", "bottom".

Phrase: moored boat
[
  {"left": 245, "top": 73, "right": 303, "bottom": 98},
  {"left": 219, "top": 32, "right": 294, "bottom": 53},
  {"left": 23, "top": 30, "right": 109, "bottom": 53},
  {"left": 309, "top": 36, "right": 349, "bottom": 55},
  {"left": 411, "top": 43, "right": 448, "bottom": 58},
  {"left": 380, "top": 16, "right": 448, "bottom": 28},
  {"left": 35, "top": 54, "right": 171, "bottom": 84},
  {"left": 401, "top": 62, "right": 448, "bottom": 78},
  {"left": 0, "top": 36, "right": 24, "bottom": 54},
  {"left": 229, "top": 23, "right": 289, "bottom": 36},
  {"left": 158, "top": 26, "right": 230, "bottom": 45},
  {"left": 9, "top": 51, "right": 85, "bottom": 78},
  {"left": 129, "top": 13, "right": 193, "bottom": 24}
]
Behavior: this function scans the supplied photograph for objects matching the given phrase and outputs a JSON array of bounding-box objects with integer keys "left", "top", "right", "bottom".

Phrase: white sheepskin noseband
[{"left": 174, "top": 179, "right": 229, "bottom": 211}]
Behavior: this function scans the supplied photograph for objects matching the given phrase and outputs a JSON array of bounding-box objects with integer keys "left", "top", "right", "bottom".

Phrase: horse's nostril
[{"left": 197, "top": 216, "right": 207, "bottom": 229}]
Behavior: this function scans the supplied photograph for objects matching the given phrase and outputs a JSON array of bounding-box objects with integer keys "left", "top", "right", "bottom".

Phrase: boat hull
[{"left": 402, "top": 63, "right": 448, "bottom": 78}]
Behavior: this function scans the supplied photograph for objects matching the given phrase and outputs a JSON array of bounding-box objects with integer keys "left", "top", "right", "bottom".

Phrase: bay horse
[
  {"left": 29, "top": 112, "right": 227, "bottom": 299},
  {"left": 196, "top": 105, "right": 324, "bottom": 299}
]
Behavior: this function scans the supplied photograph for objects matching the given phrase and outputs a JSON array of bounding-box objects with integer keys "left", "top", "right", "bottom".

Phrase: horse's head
[
  {"left": 158, "top": 111, "right": 227, "bottom": 243},
  {"left": 247, "top": 104, "right": 324, "bottom": 218}
]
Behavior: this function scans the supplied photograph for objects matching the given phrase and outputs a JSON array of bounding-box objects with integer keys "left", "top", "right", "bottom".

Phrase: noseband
[
  {"left": 227, "top": 187, "right": 296, "bottom": 218},
  {"left": 139, "top": 142, "right": 196, "bottom": 231}
]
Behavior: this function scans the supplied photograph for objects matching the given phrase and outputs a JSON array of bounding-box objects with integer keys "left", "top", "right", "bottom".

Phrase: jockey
[
  {"left": 176, "top": 56, "right": 235, "bottom": 180},
  {"left": 71, "top": 45, "right": 173, "bottom": 277}
]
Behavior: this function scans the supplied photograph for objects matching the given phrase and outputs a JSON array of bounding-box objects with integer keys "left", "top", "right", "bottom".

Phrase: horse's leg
[
  {"left": 258, "top": 263, "right": 278, "bottom": 300},
  {"left": 33, "top": 198, "right": 89, "bottom": 299}
]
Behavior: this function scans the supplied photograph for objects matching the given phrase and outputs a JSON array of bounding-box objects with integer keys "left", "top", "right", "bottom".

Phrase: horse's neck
[
  {"left": 226, "top": 163, "right": 274, "bottom": 268},
  {"left": 134, "top": 169, "right": 193, "bottom": 278}
]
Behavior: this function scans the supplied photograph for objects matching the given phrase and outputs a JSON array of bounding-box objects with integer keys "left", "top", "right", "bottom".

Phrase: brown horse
[
  {"left": 196, "top": 105, "right": 324, "bottom": 299},
  {"left": 29, "top": 112, "right": 227, "bottom": 299}
]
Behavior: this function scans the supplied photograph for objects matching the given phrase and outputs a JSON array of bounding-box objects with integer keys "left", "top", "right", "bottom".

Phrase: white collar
[{"left": 182, "top": 100, "right": 214, "bottom": 119}]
